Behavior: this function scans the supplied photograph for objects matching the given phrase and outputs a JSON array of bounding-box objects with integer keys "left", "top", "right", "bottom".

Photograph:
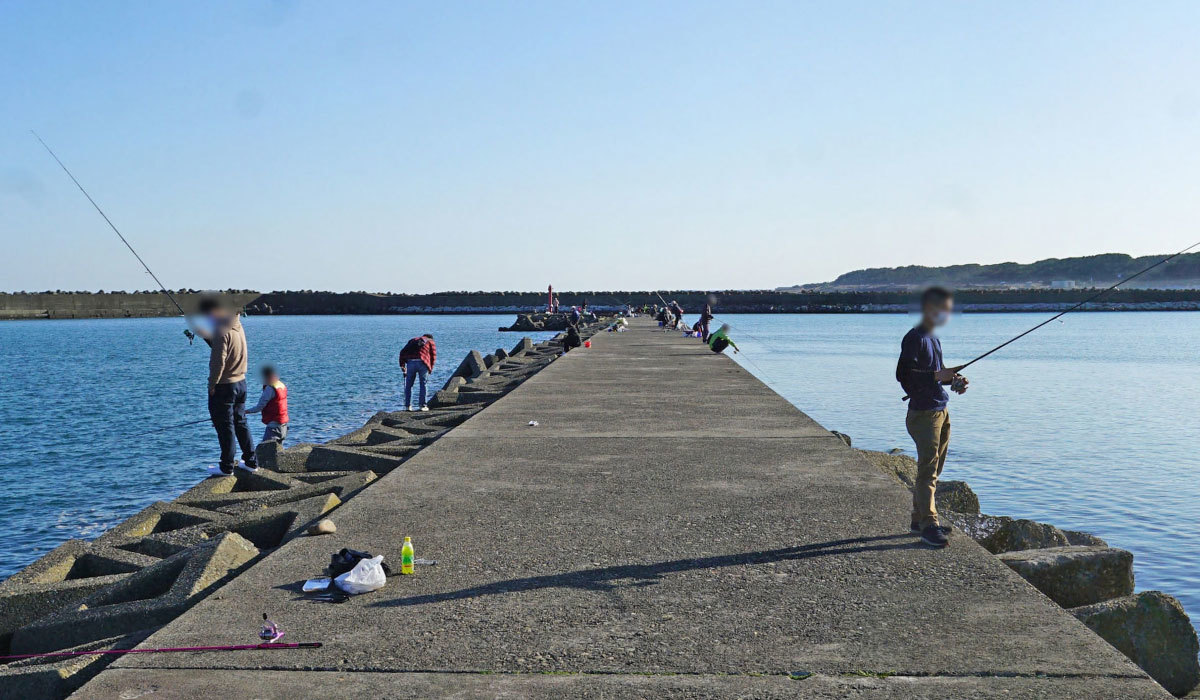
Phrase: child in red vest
[{"left": 247, "top": 365, "right": 289, "bottom": 444}]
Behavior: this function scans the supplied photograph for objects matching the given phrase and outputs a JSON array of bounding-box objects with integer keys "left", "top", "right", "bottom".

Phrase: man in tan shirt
[{"left": 195, "top": 297, "right": 257, "bottom": 476}]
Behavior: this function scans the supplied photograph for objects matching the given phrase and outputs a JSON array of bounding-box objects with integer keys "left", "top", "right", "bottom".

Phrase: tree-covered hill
[{"left": 794, "top": 253, "right": 1200, "bottom": 290}]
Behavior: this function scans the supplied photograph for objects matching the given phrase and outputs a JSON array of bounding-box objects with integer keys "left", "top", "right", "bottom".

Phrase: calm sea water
[
  {"left": 721, "top": 312, "right": 1200, "bottom": 628},
  {"left": 0, "top": 315, "right": 555, "bottom": 580},
  {"left": 2, "top": 312, "right": 1197, "bottom": 634}
]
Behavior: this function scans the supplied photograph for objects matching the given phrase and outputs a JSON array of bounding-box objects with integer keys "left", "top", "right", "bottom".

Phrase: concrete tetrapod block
[
  {"left": 208, "top": 491, "right": 342, "bottom": 550},
  {"left": 363, "top": 427, "right": 422, "bottom": 446},
  {"left": 430, "top": 389, "right": 461, "bottom": 407},
  {"left": 441, "top": 376, "right": 466, "bottom": 393},
  {"left": 260, "top": 443, "right": 317, "bottom": 472},
  {"left": 94, "top": 502, "right": 221, "bottom": 542},
  {"left": 1072, "top": 591, "right": 1200, "bottom": 696},
  {"left": 214, "top": 474, "right": 371, "bottom": 515},
  {"left": 180, "top": 471, "right": 374, "bottom": 513},
  {"left": 447, "top": 350, "right": 487, "bottom": 385},
  {"left": 303, "top": 444, "right": 406, "bottom": 474},
  {"left": 329, "top": 424, "right": 378, "bottom": 445},
  {"left": 998, "top": 546, "right": 1134, "bottom": 608},
  {"left": 11, "top": 532, "right": 259, "bottom": 655},
  {"left": 510, "top": 336, "right": 534, "bottom": 356},
  {"left": 0, "top": 541, "right": 153, "bottom": 652},
  {"left": 254, "top": 439, "right": 281, "bottom": 468}
]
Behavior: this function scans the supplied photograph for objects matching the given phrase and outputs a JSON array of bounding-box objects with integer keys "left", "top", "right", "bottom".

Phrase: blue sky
[{"left": 3, "top": 1, "right": 1200, "bottom": 292}]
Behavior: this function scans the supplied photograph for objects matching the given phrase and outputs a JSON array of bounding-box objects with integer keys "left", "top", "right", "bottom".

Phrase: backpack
[{"left": 400, "top": 337, "right": 426, "bottom": 359}]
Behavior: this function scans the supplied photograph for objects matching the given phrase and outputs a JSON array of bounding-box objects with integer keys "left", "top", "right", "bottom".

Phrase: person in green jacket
[{"left": 707, "top": 324, "right": 739, "bottom": 354}]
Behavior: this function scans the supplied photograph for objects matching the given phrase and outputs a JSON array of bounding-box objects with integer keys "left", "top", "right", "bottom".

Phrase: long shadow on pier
[{"left": 370, "top": 534, "right": 916, "bottom": 608}]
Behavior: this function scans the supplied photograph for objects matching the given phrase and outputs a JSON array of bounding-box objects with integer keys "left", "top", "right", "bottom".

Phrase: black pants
[{"left": 208, "top": 380, "right": 257, "bottom": 473}]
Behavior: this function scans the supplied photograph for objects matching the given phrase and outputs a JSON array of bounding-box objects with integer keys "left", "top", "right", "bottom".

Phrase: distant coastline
[
  {"left": 787, "top": 251, "right": 1200, "bottom": 291},
  {"left": 4, "top": 288, "right": 1200, "bottom": 320}
]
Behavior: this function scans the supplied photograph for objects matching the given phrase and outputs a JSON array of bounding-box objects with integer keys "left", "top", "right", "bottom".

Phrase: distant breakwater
[{"left": 5, "top": 288, "right": 1200, "bottom": 321}]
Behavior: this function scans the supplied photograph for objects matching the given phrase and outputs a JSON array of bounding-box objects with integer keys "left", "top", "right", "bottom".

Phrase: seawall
[
  {"left": 0, "top": 292, "right": 259, "bottom": 320},
  {"left": 6, "top": 288, "right": 1200, "bottom": 320}
]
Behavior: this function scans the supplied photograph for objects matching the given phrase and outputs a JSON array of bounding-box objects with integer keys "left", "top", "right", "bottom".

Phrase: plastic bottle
[{"left": 401, "top": 537, "right": 414, "bottom": 575}]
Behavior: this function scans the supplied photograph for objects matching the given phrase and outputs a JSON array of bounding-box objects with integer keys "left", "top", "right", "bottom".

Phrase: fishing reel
[
  {"left": 951, "top": 375, "right": 968, "bottom": 394},
  {"left": 259, "top": 613, "right": 284, "bottom": 643}
]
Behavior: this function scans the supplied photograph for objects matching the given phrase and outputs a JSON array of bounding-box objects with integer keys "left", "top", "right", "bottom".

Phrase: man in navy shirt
[{"left": 897, "top": 286, "right": 969, "bottom": 547}]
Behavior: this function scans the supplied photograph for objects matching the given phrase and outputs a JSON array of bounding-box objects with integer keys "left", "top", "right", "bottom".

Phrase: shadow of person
[{"left": 369, "top": 533, "right": 916, "bottom": 608}]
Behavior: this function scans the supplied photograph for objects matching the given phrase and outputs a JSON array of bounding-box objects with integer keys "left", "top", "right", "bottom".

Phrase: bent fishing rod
[
  {"left": 32, "top": 131, "right": 203, "bottom": 343},
  {"left": 944, "top": 240, "right": 1200, "bottom": 373}
]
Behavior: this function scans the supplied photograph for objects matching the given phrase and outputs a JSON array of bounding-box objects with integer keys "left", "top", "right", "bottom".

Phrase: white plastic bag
[{"left": 335, "top": 555, "right": 386, "bottom": 594}]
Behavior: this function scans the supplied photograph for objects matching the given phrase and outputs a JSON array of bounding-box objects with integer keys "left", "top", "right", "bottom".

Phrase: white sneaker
[
  {"left": 206, "top": 464, "right": 234, "bottom": 477},
  {"left": 420, "top": 406, "right": 430, "bottom": 412},
  {"left": 235, "top": 460, "right": 258, "bottom": 474},
  {"left": 405, "top": 406, "right": 414, "bottom": 411}
]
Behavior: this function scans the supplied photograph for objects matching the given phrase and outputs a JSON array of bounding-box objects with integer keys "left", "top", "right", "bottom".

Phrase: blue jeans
[
  {"left": 208, "top": 380, "right": 257, "bottom": 472},
  {"left": 404, "top": 360, "right": 429, "bottom": 408}
]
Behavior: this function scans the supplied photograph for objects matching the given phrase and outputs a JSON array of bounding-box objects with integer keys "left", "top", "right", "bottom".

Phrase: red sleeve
[{"left": 429, "top": 340, "right": 437, "bottom": 369}]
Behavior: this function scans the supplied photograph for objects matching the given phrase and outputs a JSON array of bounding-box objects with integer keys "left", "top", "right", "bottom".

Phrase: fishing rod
[
  {"left": 31, "top": 132, "right": 199, "bottom": 338},
  {"left": 0, "top": 641, "right": 321, "bottom": 662},
  {"left": 947, "top": 240, "right": 1200, "bottom": 372}
]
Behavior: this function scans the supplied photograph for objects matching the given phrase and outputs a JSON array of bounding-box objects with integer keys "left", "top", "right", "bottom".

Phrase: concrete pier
[{"left": 75, "top": 319, "right": 1170, "bottom": 698}]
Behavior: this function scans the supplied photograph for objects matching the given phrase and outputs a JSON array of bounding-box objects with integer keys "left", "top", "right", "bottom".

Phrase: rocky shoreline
[
  {"left": 845, "top": 438, "right": 1200, "bottom": 697},
  {"left": 0, "top": 320, "right": 608, "bottom": 698}
]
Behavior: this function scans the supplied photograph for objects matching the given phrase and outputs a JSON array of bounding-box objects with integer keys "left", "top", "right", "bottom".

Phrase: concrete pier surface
[{"left": 75, "top": 319, "right": 1169, "bottom": 698}]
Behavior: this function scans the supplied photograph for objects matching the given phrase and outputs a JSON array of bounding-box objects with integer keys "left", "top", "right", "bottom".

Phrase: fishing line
[
  {"left": 950, "top": 240, "right": 1200, "bottom": 371},
  {"left": 31, "top": 131, "right": 191, "bottom": 321},
  {"left": 131, "top": 418, "right": 212, "bottom": 436}
]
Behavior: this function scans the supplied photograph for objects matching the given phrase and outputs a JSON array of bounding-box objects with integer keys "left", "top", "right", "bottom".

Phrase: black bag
[
  {"left": 399, "top": 337, "right": 425, "bottom": 358},
  {"left": 328, "top": 548, "right": 393, "bottom": 577}
]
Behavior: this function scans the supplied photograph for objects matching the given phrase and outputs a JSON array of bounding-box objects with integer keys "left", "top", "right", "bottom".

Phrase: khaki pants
[{"left": 906, "top": 409, "right": 950, "bottom": 528}]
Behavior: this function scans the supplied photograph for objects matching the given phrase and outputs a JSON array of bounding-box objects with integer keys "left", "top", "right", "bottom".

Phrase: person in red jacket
[
  {"left": 399, "top": 333, "right": 437, "bottom": 411},
  {"left": 247, "top": 365, "right": 289, "bottom": 446}
]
